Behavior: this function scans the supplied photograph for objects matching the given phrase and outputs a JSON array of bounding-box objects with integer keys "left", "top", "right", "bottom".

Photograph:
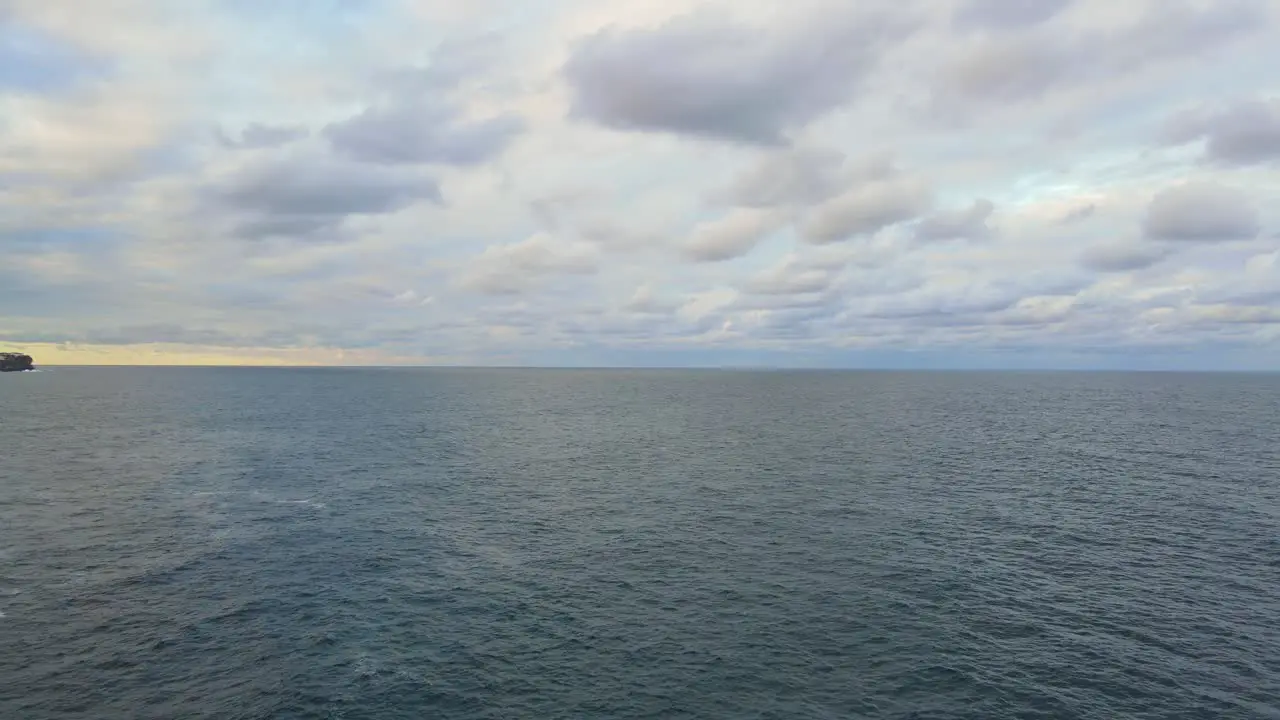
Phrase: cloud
[
  {"left": 1079, "top": 241, "right": 1170, "bottom": 272},
  {"left": 803, "top": 171, "right": 931, "bottom": 244},
  {"left": 210, "top": 153, "right": 441, "bottom": 239},
  {"left": 1059, "top": 203, "right": 1096, "bottom": 224},
  {"left": 460, "top": 232, "right": 598, "bottom": 294},
  {"left": 720, "top": 146, "right": 848, "bottom": 208},
  {"left": 742, "top": 257, "right": 836, "bottom": 296},
  {"left": 0, "top": 15, "right": 109, "bottom": 92},
  {"left": 325, "top": 101, "right": 525, "bottom": 166},
  {"left": 951, "top": 0, "right": 1075, "bottom": 31},
  {"left": 577, "top": 220, "right": 665, "bottom": 254},
  {"left": 914, "top": 199, "right": 995, "bottom": 242},
  {"left": 1142, "top": 182, "right": 1260, "bottom": 242},
  {"left": 625, "top": 283, "right": 680, "bottom": 314},
  {"left": 0, "top": 84, "right": 175, "bottom": 181},
  {"left": 1164, "top": 97, "right": 1280, "bottom": 166},
  {"left": 217, "top": 122, "right": 308, "bottom": 150},
  {"left": 564, "top": 8, "right": 914, "bottom": 145},
  {"left": 323, "top": 37, "right": 525, "bottom": 165},
  {"left": 683, "top": 208, "right": 783, "bottom": 262},
  {"left": 939, "top": 35, "right": 1071, "bottom": 104},
  {"left": 935, "top": 0, "right": 1266, "bottom": 108}
]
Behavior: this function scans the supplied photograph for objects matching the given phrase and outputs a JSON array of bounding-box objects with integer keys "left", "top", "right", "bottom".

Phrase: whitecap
[{"left": 278, "top": 498, "right": 327, "bottom": 509}]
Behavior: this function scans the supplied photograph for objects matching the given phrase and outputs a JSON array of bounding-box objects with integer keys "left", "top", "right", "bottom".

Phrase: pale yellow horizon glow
[{"left": 0, "top": 343, "right": 458, "bottom": 367}]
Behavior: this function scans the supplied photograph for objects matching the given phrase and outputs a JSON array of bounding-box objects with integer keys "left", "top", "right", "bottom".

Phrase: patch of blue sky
[
  {"left": 3, "top": 227, "right": 124, "bottom": 255},
  {"left": 0, "top": 19, "right": 110, "bottom": 93}
]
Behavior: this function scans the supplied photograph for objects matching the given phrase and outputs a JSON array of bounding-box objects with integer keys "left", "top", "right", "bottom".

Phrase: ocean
[{"left": 2, "top": 367, "right": 1278, "bottom": 719}]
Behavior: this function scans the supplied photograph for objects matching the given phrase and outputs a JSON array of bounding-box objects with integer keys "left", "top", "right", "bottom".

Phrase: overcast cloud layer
[{"left": 2, "top": 0, "right": 1279, "bottom": 368}]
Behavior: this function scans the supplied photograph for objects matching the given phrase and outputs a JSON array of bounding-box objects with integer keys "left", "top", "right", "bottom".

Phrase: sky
[{"left": 2, "top": 0, "right": 1279, "bottom": 369}]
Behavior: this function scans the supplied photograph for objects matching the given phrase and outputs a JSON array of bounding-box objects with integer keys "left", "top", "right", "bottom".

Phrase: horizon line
[{"left": 18, "top": 364, "right": 1279, "bottom": 374}]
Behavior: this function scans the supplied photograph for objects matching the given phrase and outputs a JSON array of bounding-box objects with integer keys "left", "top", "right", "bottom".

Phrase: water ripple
[{"left": 2, "top": 368, "right": 1278, "bottom": 719}]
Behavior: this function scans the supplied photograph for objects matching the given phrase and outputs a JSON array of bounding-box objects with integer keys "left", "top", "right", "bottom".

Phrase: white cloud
[
  {"left": 460, "top": 232, "right": 598, "bottom": 294},
  {"left": 683, "top": 209, "right": 784, "bottom": 262},
  {"left": 803, "top": 175, "right": 932, "bottom": 244}
]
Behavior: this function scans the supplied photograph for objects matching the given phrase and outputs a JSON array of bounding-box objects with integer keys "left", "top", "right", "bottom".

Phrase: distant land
[{"left": 0, "top": 353, "right": 34, "bottom": 372}]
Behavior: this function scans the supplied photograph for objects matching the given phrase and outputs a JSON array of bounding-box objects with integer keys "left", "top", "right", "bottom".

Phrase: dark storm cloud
[
  {"left": 563, "top": 9, "right": 915, "bottom": 145},
  {"left": 913, "top": 199, "right": 994, "bottom": 242},
  {"left": 1164, "top": 97, "right": 1280, "bottom": 166},
  {"left": 211, "top": 154, "right": 441, "bottom": 239},
  {"left": 951, "top": 0, "right": 1074, "bottom": 31},
  {"left": 1142, "top": 183, "right": 1260, "bottom": 242},
  {"left": 216, "top": 122, "right": 309, "bottom": 150}
]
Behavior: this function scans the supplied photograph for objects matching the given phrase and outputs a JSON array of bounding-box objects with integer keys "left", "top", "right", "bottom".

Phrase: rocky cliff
[{"left": 0, "top": 352, "right": 34, "bottom": 372}]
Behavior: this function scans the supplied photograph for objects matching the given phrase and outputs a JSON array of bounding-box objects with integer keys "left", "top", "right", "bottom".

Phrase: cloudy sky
[{"left": 3, "top": 0, "right": 1279, "bottom": 368}]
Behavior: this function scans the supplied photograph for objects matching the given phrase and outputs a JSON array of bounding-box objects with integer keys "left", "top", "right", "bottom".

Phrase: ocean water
[{"left": 2, "top": 367, "right": 1278, "bottom": 719}]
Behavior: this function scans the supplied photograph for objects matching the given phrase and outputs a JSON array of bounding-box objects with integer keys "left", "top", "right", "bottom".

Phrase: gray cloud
[
  {"left": 625, "top": 284, "right": 681, "bottom": 314},
  {"left": 743, "top": 261, "right": 836, "bottom": 296},
  {"left": 803, "top": 174, "right": 931, "bottom": 244},
  {"left": 1079, "top": 241, "right": 1170, "bottom": 272},
  {"left": 721, "top": 147, "right": 848, "bottom": 207},
  {"left": 1116, "top": 1, "right": 1263, "bottom": 71},
  {"left": 1142, "top": 182, "right": 1260, "bottom": 242},
  {"left": 529, "top": 189, "right": 597, "bottom": 230},
  {"left": 937, "top": 1, "right": 1264, "bottom": 107},
  {"left": 325, "top": 102, "right": 524, "bottom": 166},
  {"left": 1164, "top": 97, "right": 1280, "bottom": 166},
  {"left": 232, "top": 215, "right": 340, "bottom": 241},
  {"left": 861, "top": 293, "right": 1021, "bottom": 321},
  {"left": 914, "top": 199, "right": 994, "bottom": 242},
  {"left": 841, "top": 270, "right": 1088, "bottom": 328},
  {"left": 460, "top": 233, "right": 598, "bottom": 295},
  {"left": 951, "top": 0, "right": 1074, "bottom": 30},
  {"left": 324, "top": 37, "right": 525, "bottom": 165},
  {"left": 1060, "top": 203, "right": 1096, "bottom": 224},
  {"left": 217, "top": 122, "right": 308, "bottom": 150},
  {"left": 940, "top": 36, "right": 1073, "bottom": 105},
  {"left": 564, "top": 9, "right": 914, "bottom": 144},
  {"left": 212, "top": 154, "right": 441, "bottom": 239},
  {"left": 577, "top": 221, "right": 665, "bottom": 254},
  {"left": 746, "top": 271, "right": 833, "bottom": 297},
  {"left": 1, "top": 324, "right": 287, "bottom": 348}
]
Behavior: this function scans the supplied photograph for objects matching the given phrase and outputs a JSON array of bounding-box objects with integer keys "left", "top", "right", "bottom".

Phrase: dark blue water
[{"left": 2, "top": 368, "right": 1279, "bottom": 719}]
